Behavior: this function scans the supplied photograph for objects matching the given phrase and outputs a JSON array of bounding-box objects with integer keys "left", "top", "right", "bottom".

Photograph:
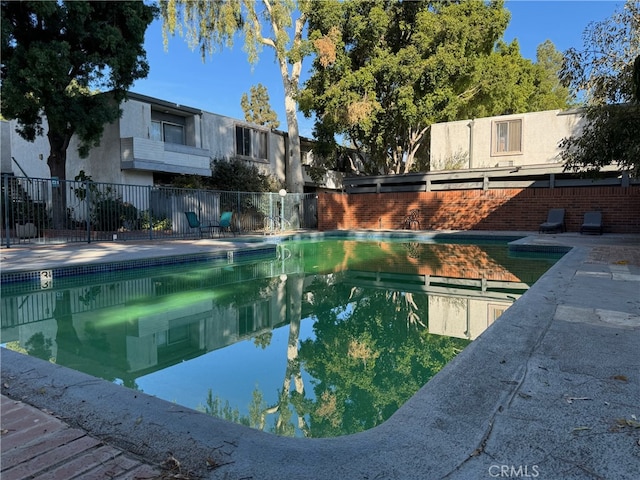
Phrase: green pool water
[{"left": 0, "top": 239, "right": 562, "bottom": 437}]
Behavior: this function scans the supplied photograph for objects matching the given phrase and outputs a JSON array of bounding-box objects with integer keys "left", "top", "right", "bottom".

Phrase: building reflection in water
[{"left": 1, "top": 240, "right": 561, "bottom": 436}]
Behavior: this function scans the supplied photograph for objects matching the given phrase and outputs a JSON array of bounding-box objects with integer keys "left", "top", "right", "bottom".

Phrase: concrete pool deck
[{"left": 1, "top": 231, "right": 639, "bottom": 479}]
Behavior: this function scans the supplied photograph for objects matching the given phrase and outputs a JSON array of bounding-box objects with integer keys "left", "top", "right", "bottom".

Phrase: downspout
[{"left": 467, "top": 119, "right": 475, "bottom": 169}]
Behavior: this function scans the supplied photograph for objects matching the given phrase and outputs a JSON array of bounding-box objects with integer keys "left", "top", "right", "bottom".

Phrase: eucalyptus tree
[
  {"left": 560, "top": 0, "right": 640, "bottom": 176},
  {"left": 1, "top": 1, "right": 156, "bottom": 225},
  {"left": 161, "top": 0, "right": 312, "bottom": 193},
  {"left": 301, "top": 0, "right": 571, "bottom": 174}
]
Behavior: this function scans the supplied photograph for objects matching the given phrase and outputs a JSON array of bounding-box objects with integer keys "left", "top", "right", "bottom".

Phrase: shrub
[
  {"left": 140, "top": 211, "right": 172, "bottom": 231},
  {"left": 93, "top": 198, "right": 138, "bottom": 231}
]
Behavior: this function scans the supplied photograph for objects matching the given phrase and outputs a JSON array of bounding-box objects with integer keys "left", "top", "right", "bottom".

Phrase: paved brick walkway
[
  {"left": 587, "top": 245, "right": 640, "bottom": 265},
  {"left": 1, "top": 395, "right": 162, "bottom": 480}
]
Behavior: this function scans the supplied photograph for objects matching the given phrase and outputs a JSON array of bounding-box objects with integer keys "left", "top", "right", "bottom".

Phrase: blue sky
[{"left": 132, "top": 1, "right": 624, "bottom": 138}]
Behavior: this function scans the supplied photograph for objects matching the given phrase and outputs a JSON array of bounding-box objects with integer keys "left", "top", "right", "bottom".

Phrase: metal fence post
[
  {"left": 279, "top": 189, "right": 287, "bottom": 231},
  {"left": 269, "top": 193, "right": 274, "bottom": 221},
  {"left": 3, "top": 174, "right": 11, "bottom": 248},
  {"left": 148, "top": 185, "right": 153, "bottom": 240},
  {"left": 237, "top": 190, "right": 241, "bottom": 232},
  {"left": 86, "top": 179, "right": 92, "bottom": 243}
]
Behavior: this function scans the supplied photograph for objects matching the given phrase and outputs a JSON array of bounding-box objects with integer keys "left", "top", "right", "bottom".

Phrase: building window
[
  {"left": 492, "top": 119, "right": 522, "bottom": 155},
  {"left": 151, "top": 121, "right": 162, "bottom": 141},
  {"left": 235, "top": 125, "right": 268, "bottom": 161},
  {"left": 151, "top": 120, "right": 185, "bottom": 145},
  {"left": 238, "top": 305, "right": 254, "bottom": 336},
  {"left": 488, "top": 304, "right": 508, "bottom": 323}
]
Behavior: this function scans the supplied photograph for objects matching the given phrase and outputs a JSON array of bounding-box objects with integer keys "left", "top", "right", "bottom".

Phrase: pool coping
[
  {"left": 0, "top": 229, "right": 556, "bottom": 285},
  {"left": 0, "top": 243, "right": 276, "bottom": 285},
  {"left": 2, "top": 231, "right": 639, "bottom": 479}
]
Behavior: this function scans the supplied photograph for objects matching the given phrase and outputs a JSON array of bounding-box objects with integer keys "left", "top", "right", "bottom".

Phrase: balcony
[{"left": 121, "top": 137, "right": 211, "bottom": 176}]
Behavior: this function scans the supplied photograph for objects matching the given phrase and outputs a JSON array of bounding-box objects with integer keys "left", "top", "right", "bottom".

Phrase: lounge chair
[
  {"left": 580, "top": 211, "right": 603, "bottom": 235},
  {"left": 184, "top": 211, "right": 217, "bottom": 238},
  {"left": 539, "top": 208, "right": 565, "bottom": 233},
  {"left": 218, "top": 211, "right": 235, "bottom": 237}
]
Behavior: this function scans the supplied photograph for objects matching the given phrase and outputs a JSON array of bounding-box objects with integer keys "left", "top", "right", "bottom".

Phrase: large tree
[
  {"left": 534, "top": 39, "right": 575, "bottom": 110},
  {"left": 560, "top": 0, "right": 640, "bottom": 176},
  {"left": 300, "top": 0, "right": 572, "bottom": 174},
  {"left": 241, "top": 83, "right": 280, "bottom": 128},
  {"left": 161, "top": 0, "right": 311, "bottom": 193},
  {"left": 1, "top": 0, "right": 156, "bottom": 225}
]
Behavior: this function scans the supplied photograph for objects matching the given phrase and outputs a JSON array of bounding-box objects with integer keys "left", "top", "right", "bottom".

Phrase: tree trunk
[
  {"left": 272, "top": 273, "right": 307, "bottom": 434},
  {"left": 47, "top": 130, "right": 71, "bottom": 230},
  {"left": 278, "top": 53, "right": 305, "bottom": 194},
  {"left": 283, "top": 92, "right": 305, "bottom": 193}
]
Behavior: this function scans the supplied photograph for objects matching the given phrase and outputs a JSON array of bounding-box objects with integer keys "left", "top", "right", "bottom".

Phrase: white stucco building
[
  {"left": 1, "top": 92, "right": 343, "bottom": 190},
  {"left": 429, "top": 109, "right": 584, "bottom": 171}
]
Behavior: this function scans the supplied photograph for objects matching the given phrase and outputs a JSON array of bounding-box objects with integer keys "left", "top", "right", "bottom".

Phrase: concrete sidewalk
[
  {"left": 0, "top": 236, "right": 275, "bottom": 273},
  {"left": 1, "top": 232, "right": 639, "bottom": 480}
]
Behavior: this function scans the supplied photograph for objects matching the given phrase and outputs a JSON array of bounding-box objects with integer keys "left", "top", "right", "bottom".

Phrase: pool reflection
[{"left": 1, "top": 240, "right": 560, "bottom": 437}]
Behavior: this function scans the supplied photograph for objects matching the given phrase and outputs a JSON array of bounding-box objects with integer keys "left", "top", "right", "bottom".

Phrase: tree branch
[{"left": 262, "top": 0, "right": 279, "bottom": 49}]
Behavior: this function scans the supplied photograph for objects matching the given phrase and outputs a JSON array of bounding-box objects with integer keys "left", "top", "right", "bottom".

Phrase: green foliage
[
  {"left": 560, "top": 0, "right": 640, "bottom": 175},
  {"left": 1, "top": 1, "right": 157, "bottom": 178},
  {"left": 168, "top": 175, "right": 210, "bottom": 190},
  {"left": 298, "top": 280, "right": 469, "bottom": 437},
  {"left": 534, "top": 39, "right": 576, "bottom": 109},
  {"left": 161, "top": 0, "right": 242, "bottom": 59},
  {"left": 253, "top": 332, "right": 273, "bottom": 349},
  {"left": 302, "top": 0, "right": 573, "bottom": 174},
  {"left": 562, "top": 1, "right": 639, "bottom": 106},
  {"left": 169, "top": 159, "right": 281, "bottom": 194},
  {"left": 209, "top": 159, "right": 282, "bottom": 192},
  {"left": 71, "top": 170, "right": 96, "bottom": 202},
  {"left": 241, "top": 83, "right": 280, "bottom": 128},
  {"left": 93, "top": 198, "right": 138, "bottom": 232},
  {"left": 197, "top": 387, "right": 266, "bottom": 429},
  {"left": 198, "top": 389, "right": 244, "bottom": 424},
  {"left": 140, "top": 211, "right": 172, "bottom": 231},
  {"left": 560, "top": 103, "right": 640, "bottom": 176},
  {"left": 9, "top": 196, "right": 48, "bottom": 225},
  {"left": 460, "top": 39, "right": 572, "bottom": 119},
  {"left": 25, "top": 333, "right": 54, "bottom": 362},
  {"left": 71, "top": 170, "right": 140, "bottom": 231}
]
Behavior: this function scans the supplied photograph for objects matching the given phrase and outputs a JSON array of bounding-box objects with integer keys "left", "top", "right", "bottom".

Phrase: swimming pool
[{"left": 0, "top": 237, "right": 563, "bottom": 437}]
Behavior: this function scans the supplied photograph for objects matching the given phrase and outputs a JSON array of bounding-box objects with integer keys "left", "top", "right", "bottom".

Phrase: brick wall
[{"left": 318, "top": 186, "right": 640, "bottom": 233}]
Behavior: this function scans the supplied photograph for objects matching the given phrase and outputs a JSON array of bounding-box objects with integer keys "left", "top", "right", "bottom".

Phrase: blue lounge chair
[
  {"left": 218, "top": 211, "right": 235, "bottom": 237},
  {"left": 580, "top": 211, "right": 603, "bottom": 235},
  {"left": 539, "top": 208, "right": 565, "bottom": 233},
  {"left": 185, "top": 211, "right": 217, "bottom": 238}
]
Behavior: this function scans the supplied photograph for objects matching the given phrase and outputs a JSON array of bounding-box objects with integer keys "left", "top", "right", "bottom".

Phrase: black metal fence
[{"left": 1, "top": 174, "right": 318, "bottom": 247}]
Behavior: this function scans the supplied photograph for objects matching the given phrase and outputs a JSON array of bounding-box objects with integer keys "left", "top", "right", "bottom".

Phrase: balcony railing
[{"left": 120, "top": 137, "right": 211, "bottom": 176}]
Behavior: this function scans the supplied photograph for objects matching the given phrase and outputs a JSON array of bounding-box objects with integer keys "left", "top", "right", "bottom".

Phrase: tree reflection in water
[
  {"left": 1, "top": 239, "right": 561, "bottom": 437},
  {"left": 194, "top": 268, "right": 469, "bottom": 437}
]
